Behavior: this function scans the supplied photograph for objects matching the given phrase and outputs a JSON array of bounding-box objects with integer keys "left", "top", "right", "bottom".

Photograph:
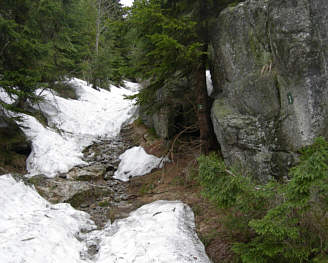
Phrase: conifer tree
[
  {"left": 126, "top": 0, "right": 236, "bottom": 153},
  {"left": 0, "top": 0, "right": 94, "bottom": 111}
]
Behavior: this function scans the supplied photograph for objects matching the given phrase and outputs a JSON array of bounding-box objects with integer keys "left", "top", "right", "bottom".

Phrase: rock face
[
  {"left": 210, "top": 0, "right": 328, "bottom": 181},
  {"left": 0, "top": 113, "right": 30, "bottom": 155},
  {"left": 139, "top": 77, "right": 196, "bottom": 139}
]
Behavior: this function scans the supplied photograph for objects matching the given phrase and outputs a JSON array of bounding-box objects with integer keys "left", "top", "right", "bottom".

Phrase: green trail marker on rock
[{"left": 287, "top": 92, "right": 294, "bottom": 105}]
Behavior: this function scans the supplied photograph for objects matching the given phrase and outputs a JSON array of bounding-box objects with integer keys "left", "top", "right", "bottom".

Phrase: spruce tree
[
  {"left": 126, "top": 0, "right": 228, "bottom": 152},
  {"left": 0, "top": 0, "right": 94, "bottom": 111}
]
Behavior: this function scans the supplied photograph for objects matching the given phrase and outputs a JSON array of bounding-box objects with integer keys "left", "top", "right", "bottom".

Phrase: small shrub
[{"left": 197, "top": 138, "right": 328, "bottom": 262}]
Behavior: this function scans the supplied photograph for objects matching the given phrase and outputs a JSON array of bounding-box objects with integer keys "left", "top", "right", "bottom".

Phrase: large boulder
[
  {"left": 139, "top": 76, "right": 196, "bottom": 140},
  {"left": 210, "top": 0, "right": 328, "bottom": 181}
]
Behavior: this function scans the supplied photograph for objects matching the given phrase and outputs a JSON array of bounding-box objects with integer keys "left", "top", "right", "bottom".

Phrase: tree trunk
[
  {"left": 194, "top": 46, "right": 218, "bottom": 154},
  {"left": 95, "top": 0, "right": 102, "bottom": 57}
]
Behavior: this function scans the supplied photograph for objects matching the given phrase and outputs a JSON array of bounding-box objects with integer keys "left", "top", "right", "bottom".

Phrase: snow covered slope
[{"left": 1, "top": 79, "right": 139, "bottom": 177}]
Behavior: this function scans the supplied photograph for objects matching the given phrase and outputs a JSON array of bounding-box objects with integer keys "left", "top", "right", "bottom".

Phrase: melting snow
[
  {"left": 1, "top": 78, "right": 139, "bottom": 177},
  {"left": 0, "top": 78, "right": 211, "bottom": 263},
  {"left": 113, "top": 146, "right": 168, "bottom": 182},
  {"left": 94, "top": 200, "right": 211, "bottom": 263},
  {"left": 0, "top": 175, "right": 211, "bottom": 263},
  {"left": 206, "top": 70, "right": 213, "bottom": 96},
  {"left": 0, "top": 174, "right": 96, "bottom": 263}
]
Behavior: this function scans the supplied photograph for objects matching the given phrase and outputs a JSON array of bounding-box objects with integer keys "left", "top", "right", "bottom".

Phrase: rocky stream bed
[{"left": 28, "top": 125, "right": 140, "bottom": 228}]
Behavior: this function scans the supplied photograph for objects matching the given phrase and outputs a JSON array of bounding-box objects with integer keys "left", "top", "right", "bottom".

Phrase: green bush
[{"left": 197, "top": 138, "right": 328, "bottom": 262}]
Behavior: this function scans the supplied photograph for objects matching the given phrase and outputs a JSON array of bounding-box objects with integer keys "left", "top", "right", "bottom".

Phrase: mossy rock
[{"left": 0, "top": 116, "right": 30, "bottom": 173}]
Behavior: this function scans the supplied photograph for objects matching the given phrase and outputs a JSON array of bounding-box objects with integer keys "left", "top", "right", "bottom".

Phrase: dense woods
[
  {"left": 0, "top": 0, "right": 236, "bottom": 149},
  {"left": 0, "top": 0, "right": 125, "bottom": 111},
  {"left": 1, "top": 0, "right": 328, "bottom": 262}
]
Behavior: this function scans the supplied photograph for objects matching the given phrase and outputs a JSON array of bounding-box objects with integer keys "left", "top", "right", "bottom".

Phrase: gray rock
[
  {"left": 0, "top": 115, "right": 9, "bottom": 128},
  {"left": 210, "top": 0, "right": 328, "bottom": 181},
  {"left": 104, "top": 170, "right": 115, "bottom": 180},
  {"left": 139, "top": 76, "right": 196, "bottom": 139},
  {"left": 268, "top": 0, "right": 328, "bottom": 149},
  {"left": 66, "top": 163, "right": 106, "bottom": 181},
  {"left": 28, "top": 175, "right": 112, "bottom": 206},
  {"left": 0, "top": 112, "right": 31, "bottom": 156}
]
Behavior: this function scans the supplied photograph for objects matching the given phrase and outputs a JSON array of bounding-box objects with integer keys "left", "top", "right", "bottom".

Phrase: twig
[
  {"left": 225, "top": 169, "right": 236, "bottom": 177},
  {"left": 169, "top": 124, "right": 197, "bottom": 162}
]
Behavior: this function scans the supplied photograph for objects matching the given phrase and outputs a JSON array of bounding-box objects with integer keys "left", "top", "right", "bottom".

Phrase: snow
[
  {"left": 113, "top": 146, "right": 167, "bottom": 182},
  {"left": 0, "top": 174, "right": 96, "bottom": 263},
  {"left": 0, "top": 88, "right": 15, "bottom": 104},
  {"left": 0, "top": 78, "right": 212, "bottom": 263},
  {"left": 0, "top": 175, "right": 211, "bottom": 263},
  {"left": 20, "top": 114, "right": 87, "bottom": 176},
  {"left": 206, "top": 70, "right": 213, "bottom": 96},
  {"left": 38, "top": 79, "right": 138, "bottom": 141},
  {"left": 93, "top": 200, "right": 211, "bottom": 263},
  {"left": 123, "top": 80, "right": 141, "bottom": 93},
  {"left": 0, "top": 78, "right": 139, "bottom": 177},
  {"left": 120, "top": 0, "right": 133, "bottom": 7}
]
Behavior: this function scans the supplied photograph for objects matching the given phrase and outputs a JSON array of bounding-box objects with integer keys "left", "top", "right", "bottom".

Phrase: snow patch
[
  {"left": 21, "top": 114, "right": 87, "bottom": 177},
  {"left": 0, "top": 174, "right": 96, "bottom": 263},
  {"left": 0, "top": 88, "right": 15, "bottom": 104},
  {"left": 123, "top": 80, "right": 141, "bottom": 93},
  {"left": 94, "top": 200, "right": 211, "bottom": 263},
  {"left": 113, "top": 146, "right": 167, "bottom": 182},
  {"left": 206, "top": 70, "right": 213, "bottom": 96}
]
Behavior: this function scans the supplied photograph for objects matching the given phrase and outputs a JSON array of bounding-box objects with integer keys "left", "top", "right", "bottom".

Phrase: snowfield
[{"left": 0, "top": 175, "right": 211, "bottom": 263}]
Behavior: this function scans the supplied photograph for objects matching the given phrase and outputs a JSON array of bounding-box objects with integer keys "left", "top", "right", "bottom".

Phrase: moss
[
  {"left": 27, "top": 175, "right": 47, "bottom": 186},
  {"left": 249, "top": 31, "right": 271, "bottom": 67},
  {"left": 0, "top": 123, "right": 29, "bottom": 172},
  {"left": 98, "top": 200, "right": 110, "bottom": 207},
  {"left": 134, "top": 118, "right": 144, "bottom": 126},
  {"left": 212, "top": 99, "right": 234, "bottom": 120},
  {"left": 138, "top": 183, "right": 155, "bottom": 196},
  {"left": 148, "top": 127, "right": 159, "bottom": 139},
  {"left": 227, "top": 1, "right": 242, "bottom": 11},
  {"left": 67, "top": 188, "right": 111, "bottom": 208}
]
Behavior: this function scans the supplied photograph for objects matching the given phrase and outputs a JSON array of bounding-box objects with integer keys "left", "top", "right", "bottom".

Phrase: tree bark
[
  {"left": 95, "top": 0, "right": 102, "bottom": 57},
  {"left": 194, "top": 45, "right": 218, "bottom": 154}
]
